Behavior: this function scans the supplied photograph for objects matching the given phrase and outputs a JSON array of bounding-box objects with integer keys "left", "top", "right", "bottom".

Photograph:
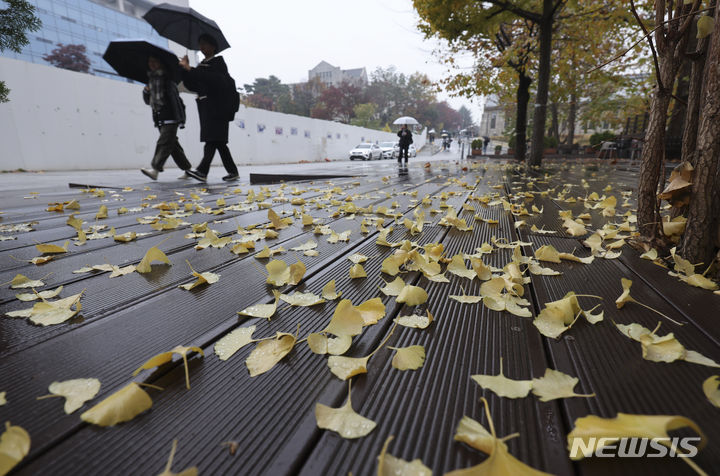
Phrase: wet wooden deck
[{"left": 0, "top": 158, "right": 717, "bottom": 476}]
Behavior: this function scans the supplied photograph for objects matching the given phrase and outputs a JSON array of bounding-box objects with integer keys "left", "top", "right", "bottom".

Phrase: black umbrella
[
  {"left": 143, "top": 3, "right": 230, "bottom": 53},
  {"left": 103, "top": 39, "right": 180, "bottom": 84}
]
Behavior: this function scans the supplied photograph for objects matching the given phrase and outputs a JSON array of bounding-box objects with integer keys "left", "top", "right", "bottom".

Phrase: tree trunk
[
  {"left": 637, "top": 38, "right": 682, "bottom": 239},
  {"left": 666, "top": 59, "right": 690, "bottom": 139},
  {"left": 549, "top": 102, "right": 560, "bottom": 142},
  {"left": 528, "top": 0, "right": 553, "bottom": 167},
  {"left": 681, "top": 40, "right": 709, "bottom": 165},
  {"left": 515, "top": 72, "right": 532, "bottom": 161},
  {"left": 681, "top": 3, "right": 720, "bottom": 265},
  {"left": 566, "top": 91, "right": 577, "bottom": 146}
]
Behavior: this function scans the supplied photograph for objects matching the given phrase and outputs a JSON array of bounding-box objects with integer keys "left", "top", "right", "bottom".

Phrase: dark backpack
[{"left": 226, "top": 74, "right": 240, "bottom": 121}]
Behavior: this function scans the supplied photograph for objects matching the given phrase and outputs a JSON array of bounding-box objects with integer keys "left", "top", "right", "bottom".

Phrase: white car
[
  {"left": 349, "top": 143, "right": 382, "bottom": 161},
  {"left": 379, "top": 142, "right": 396, "bottom": 159},
  {"left": 393, "top": 144, "right": 417, "bottom": 158}
]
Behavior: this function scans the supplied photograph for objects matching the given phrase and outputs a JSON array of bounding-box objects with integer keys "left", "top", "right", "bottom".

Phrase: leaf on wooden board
[
  {"left": 315, "top": 381, "right": 376, "bottom": 439},
  {"left": 156, "top": 439, "right": 198, "bottom": 476},
  {"left": 376, "top": 436, "right": 431, "bottom": 476},
  {"left": 38, "top": 378, "right": 101, "bottom": 414},
  {"left": 245, "top": 329, "right": 297, "bottom": 377},
  {"left": 0, "top": 422, "right": 31, "bottom": 476},
  {"left": 214, "top": 325, "right": 256, "bottom": 361},
  {"left": 133, "top": 345, "right": 204, "bottom": 389},
  {"left": 238, "top": 290, "right": 281, "bottom": 320},
  {"left": 80, "top": 382, "right": 153, "bottom": 427}
]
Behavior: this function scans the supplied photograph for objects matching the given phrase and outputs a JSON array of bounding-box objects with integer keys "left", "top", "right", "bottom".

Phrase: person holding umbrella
[
  {"left": 397, "top": 124, "right": 413, "bottom": 167},
  {"left": 140, "top": 55, "right": 192, "bottom": 180},
  {"left": 178, "top": 34, "right": 238, "bottom": 182}
]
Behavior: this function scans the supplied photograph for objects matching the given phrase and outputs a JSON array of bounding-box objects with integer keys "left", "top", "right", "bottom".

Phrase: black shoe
[
  {"left": 186, "top": 169, "right": 207, "bottom": 182},
  {"left": 222, "top": 174, "right": 239, "bottom": 182}
]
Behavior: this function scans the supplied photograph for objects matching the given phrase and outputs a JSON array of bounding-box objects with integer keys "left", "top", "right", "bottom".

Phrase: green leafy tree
[
  {"left": 243, "top": 75, "right": 290, "bottom": 111},
  {"left": 0, "top": 0, "right": 41, "bottom": 102},
  {"left": 350, "top": 103, "right": 379, "bottom": 129}
]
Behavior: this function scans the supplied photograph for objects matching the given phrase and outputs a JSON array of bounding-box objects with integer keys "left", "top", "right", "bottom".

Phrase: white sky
[{"left": 189, "top": 0, "right": 484, "bottom": 124}]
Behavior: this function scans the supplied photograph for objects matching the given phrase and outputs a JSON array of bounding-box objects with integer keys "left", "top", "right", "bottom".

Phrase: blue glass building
[{"left": 1, "top": 0, "right": 170, "bottom": 81}]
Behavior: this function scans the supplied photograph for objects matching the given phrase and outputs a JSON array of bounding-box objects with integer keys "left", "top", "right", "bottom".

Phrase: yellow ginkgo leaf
[
  {"left": 15, "top": 286, "right": 63, "bottom": 302},
  {"left": 447, "top": 398, "right": 552, "bottom": 476},
  {"left": 245, "top": 330, "right": 297, "bottom": 377},
  {"left": 80, "top": 382, "right": 153, "bottom": 427},
  {"left": 290, "top": 240, "right": 317, "bottom": 252},
  {"left": 349, "top": 263, "right": 367, "bottom": 279},
  {"left": 534, "top": 245, "right": 562, "bottom": 263},
  {"left": 321, "top": 279, "right": 342, "bottom": 300},
  {"left": 681, "top": 273, "right": 719, "bottom": 291},
  {"left": 9, "top": 274, "right": 45, "bottom": 289},
  {"left": 35, "top": 240, "right": 69, "bottom": 254},
  {"left": 471, "top": 358, "right": 532, "bottom": 399},
  {"left": 567, "top": 413, "right": 707, "bottom": 465},
  {"left": 640, "top": 248, "right": 658, "bottom": 260},
  {"left": 0, "top": 422, "right": 31, "bottom": 476},
  {"left": 379, "top": 277, "right": 405, "bottom": 296},
  {"left": 615, "top": 322, "right": 720, "bottom": 368},
  {"left": 389, "top": 345, "right": 425, "bottom": 370},
  {"left": 447, "top": 254, "right": 476, "bottom": 279},
  {"left": 280, "top": 291, "right": 325, "bottom": 306},
  {"left": 348, "top": 253, "right": 369, "bottom": 264},
  {"left": 307, "top": 333, "right": 353, "bottom": 356},
  {"left": 449, "top": 287, "right": 483, "bottom": 304},
  {"left": 95, "top": 205, "right": 108, "bottom": 220},
  {"left": 396, "top": 285, "right": 428, "bottom": 306},
  {"left": 615, "top": 278, "right": 682, "bottom": 325},
  {"left": 7, "top": 292, "right": 84, "bottom": 326},
  {"left": 178, "top": 261, "right": 219, "bottom": 290},
  {"left": 114, "top": 231, "right": 137, "bottom": 243},
  {"left": 562, "top": 218, "right": 587, "bottom": 236},
  {"left": 703, "top": 376, "right": 720, "bottom": 408},
  {"left": 315, "top": 381, "right": 376, "bottom": 439},
  {"left": 195, "top": 229, "right": 231, "bottom": 250},
  {"left": 133, "top": 345, "right": 204, "bottom": 390},
  {"left": 267, "top": 208, "right": 291, "bottom": 229},
  {"left": 38, "top": 378, "right": 101, "bottom": 414},
  {"left": 327, "top": 355, "right": 370, "bottom": 380},
  {"left": 238, "top": 290, "right": 281, "bottom": 320},
  {"left": 377, "top": 436, "right": 431, "bottom": 476},
  {"left": 157, "top": 439, "right": 198, "bottom": 476},
  {"left": 0, "top": 393, "right": 5, "bottom": 406},
  {"left": 531, "top": 369, "right": 594, "bottom": 402},
  {"left": 697, "top": 14, "right": 715, "bottom": 38},
  {"left": 454, "top": 415, "right": 514, "bottom": 455},
  {"left": 394, "top": 310, "right": 434, "bottom": 329},
  {"left": 265, "top": 259, "right": 305, "bottom": 286},
  {"left": 533, "top": 292, "right": 602, "bottom": 338},
  {"left": 214, "top": 325, "right": 256, "bottom": 361},
  {"left": 324, "top": 299, "right": 364, "bottom": 336},
  {"left": 136, "top": 245, "right": 171, "bottom": 274},
  {"left": 471, "top": 258, "right": 492, "bottom": 281},
  {"left": 355, "top": 297, "right": 386, "bottom": 325}
]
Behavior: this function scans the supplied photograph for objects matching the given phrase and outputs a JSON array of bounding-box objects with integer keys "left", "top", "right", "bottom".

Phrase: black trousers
[
  {"left": 196, "top": 141, "right": 238, "bottom": 176},
  {"left": 151, "top": 123, "right": 191, "bottom": 171},
  {"left": 397, "top": 145, "right": 409, "bottom": 163}
]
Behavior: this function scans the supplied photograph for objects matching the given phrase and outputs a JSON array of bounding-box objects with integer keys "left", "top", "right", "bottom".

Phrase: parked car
[
  {"left": 393, "top": 143, "right": 417, "bottom": 158},
  {"left": 379, "top": 141, "right": 396, "bottom": 159},
  {"left": 349, "top": 143, "right": 383, "bottom": 161}
]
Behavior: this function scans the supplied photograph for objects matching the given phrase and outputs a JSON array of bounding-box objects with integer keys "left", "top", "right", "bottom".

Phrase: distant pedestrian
[
  {"left": 397, "top": 124, "right": 413, "bottom": 166},
  {"left": 179, "top": 34, "right": 238, "bottom": 182},
  {"left": 483, "top": 136, "right": 490, "bottom": 154},
  {"left": 140, "top": 55, "right": 191, "bottom": 181}
]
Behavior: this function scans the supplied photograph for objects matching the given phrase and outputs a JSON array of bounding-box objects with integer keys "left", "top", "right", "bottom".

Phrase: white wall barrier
[{"left": 0, "top": 57, "right": 426, "bottom": 171}]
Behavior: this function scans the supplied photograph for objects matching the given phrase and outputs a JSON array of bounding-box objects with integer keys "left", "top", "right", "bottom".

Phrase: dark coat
[
  {"left": 397, "top": 128, "right": 413, "bottom": 147},
  {"left": 181, "top": 56, "right": 231, "bottom": 143},
  {"left": 143, "top": 74, "right": 186, "bottom": 128}
]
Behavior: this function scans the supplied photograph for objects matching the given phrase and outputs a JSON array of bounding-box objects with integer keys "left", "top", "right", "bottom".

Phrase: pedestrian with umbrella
[
  {"left": 102, "top": 39, "right": 191, "bottom": 180},
  {"left": 393, "top": 116, "right": 418, "bottom": 172},
  {"left": 179, "top": 34, "right": 238, "bottom": 182},
  {"left": 143, "top": 3, "right": 238, "bottom": 182}
]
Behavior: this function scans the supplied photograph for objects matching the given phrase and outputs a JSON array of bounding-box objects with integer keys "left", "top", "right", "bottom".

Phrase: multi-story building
[
  {"left": 308, "top": 61, "right": 368, "bottom": 87},
  {"left": 1, "top": 0, "right": 188, "bottom": 81}
]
